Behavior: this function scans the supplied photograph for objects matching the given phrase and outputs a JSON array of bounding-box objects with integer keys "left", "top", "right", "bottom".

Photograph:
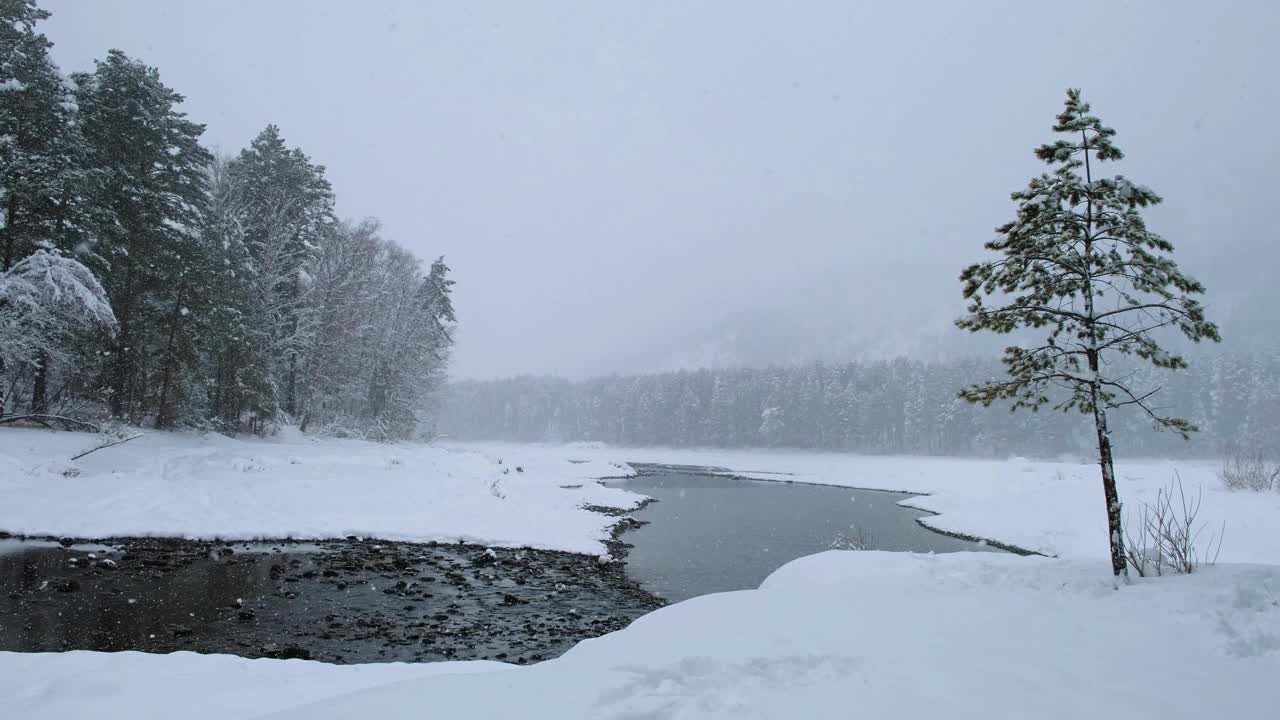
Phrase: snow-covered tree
[
  {"left": 0, "top": 1, "right": 97, "bottom": 413},
  {"left": 0, "top": 249, "right": 115, "bottom": 414},
  {"left": 228, "top": 125, "right": 334, "bottom": 422},
  {"left": 956, "top": 89, "right": 1220, "bottom": 576}
]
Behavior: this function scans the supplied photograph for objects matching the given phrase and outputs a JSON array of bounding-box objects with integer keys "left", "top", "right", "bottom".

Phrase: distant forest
[{"left": 442, "top": 352, "right": 1278, "bottom": 457}]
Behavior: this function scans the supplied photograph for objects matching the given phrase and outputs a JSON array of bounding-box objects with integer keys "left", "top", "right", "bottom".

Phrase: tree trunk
[
  {"left": 3, "top": 193, "right": 18, "bottom": 271},
  {"left": 109, "top": 256, "right": 136, "bottom": 419},
  {"left": 31, "top": 350, "right": 49, "bottom": 414},
  {"left": 285, "top": 353, "right": 297, "bottom": 418},
  {"left": 1088, "top": 363, "right": 1127, "bottom": 577},
  {"left": 155, "top": 292, "right": 186, "bottom": 429},
  {"left": 1079, "top": 126, "right": 1127, "bottom": 578}
]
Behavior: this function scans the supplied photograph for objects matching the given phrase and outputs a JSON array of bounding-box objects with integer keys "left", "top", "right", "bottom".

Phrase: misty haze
[{"left": 1, "top": 2, "right": 1277, "bottom": 718}]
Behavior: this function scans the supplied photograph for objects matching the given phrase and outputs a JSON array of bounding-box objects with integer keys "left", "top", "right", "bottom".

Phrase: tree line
[
  {"left": 1, "top": 1, "right": 455, "bottom": 439},
  {"left": 442, "top": 350, "right": 1277, "bottom": 458}
]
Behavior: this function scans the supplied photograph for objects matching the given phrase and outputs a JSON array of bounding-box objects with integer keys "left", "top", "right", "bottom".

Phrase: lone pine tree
[{"left": 956, "top": 89, "right": 1219, "bottom": 577}]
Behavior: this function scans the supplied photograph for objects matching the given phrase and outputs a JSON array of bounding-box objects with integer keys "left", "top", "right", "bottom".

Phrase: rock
[
  {"left": 172, "top": 625, "right": 193, "bottom": 638},
  {"left": 237, "top": 610, "right": 256, "bottom": 623},
  {"left": 58, "top": 537, "right": 75, "bottom": 547},
  {"left": 501, "top": 593, "right": 527, "bottom": 606},
  {"left": 95, "top": 558, "right": 118, "bottom": 570},
  {"left": 52, "top": 579, "right": 80, "bottom": 593},
  {"left": 271, "top": 645, "right": 311, "bottom": 660}
]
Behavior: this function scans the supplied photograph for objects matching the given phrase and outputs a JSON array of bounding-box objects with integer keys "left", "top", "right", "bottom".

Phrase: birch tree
[{"left": 955, "top": 89, "right": 1220, "bottom": 576}]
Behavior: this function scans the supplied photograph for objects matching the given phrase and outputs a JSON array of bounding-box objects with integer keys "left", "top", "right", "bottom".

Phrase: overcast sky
[{"left": 41, "top": 1, "right": 1278, "bottom": 378}]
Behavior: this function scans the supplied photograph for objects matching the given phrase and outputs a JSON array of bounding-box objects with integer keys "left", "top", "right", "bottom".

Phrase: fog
[{"left": 42, "top": 1, "right": 1279, "bottom": 379}]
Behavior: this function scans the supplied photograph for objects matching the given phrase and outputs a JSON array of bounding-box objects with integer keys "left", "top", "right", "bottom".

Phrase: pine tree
[
  {"left": 0, "top": 0, "right": 94, "bottom": 415},
  {"left": 956, "top": 89, "right": 1220, "bottom": 576},
  {"left": 74, "top": 50, "right": 211, "bottom": 421},
  {"left": 0, "top": 0, "right": 85, "bottom": 269}
]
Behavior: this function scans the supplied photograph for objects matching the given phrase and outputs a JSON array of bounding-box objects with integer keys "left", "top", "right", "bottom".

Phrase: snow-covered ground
[
  {"left": 0, "top": 429, "right": 638, "bottom": 555},
  {"left": 2, "top": 431, "right": 1278, "bottom": 718}
]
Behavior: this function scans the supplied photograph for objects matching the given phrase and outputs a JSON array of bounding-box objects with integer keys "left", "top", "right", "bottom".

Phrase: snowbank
[
  {"left": 3, "top": 552, "right": 1277, "bottom": 719},
  {"left": 0, "top": 429, "right": 640, "bottom": 555},
  {"left": 0, "top": 651, "right": 504, "bottom": 719},
  {"left": 453, "top": 442, "right": 1280, "bottom": 565}
]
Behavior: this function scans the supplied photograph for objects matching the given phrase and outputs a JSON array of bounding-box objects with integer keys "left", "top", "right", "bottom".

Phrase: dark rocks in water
[
  {"left": 262, "top": 644, "right": 311, "bottom": 660},
  {"left": 0, "top": 527, "right": 663, "bottom": 665},
  {"left": 58, "top": 537, "right": 75, "bottom": 548},
  {"left": 52, "top": 579, "right": 80, "bottom": 593}
]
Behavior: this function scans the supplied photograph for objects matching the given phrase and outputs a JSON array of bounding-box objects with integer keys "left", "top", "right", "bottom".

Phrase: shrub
[
  {"left": 1219, "top": 448, "right": 1280, "bottom": 492},
  {"left": 1125, "top": 475, "right": 1223, "bottom": 577}
]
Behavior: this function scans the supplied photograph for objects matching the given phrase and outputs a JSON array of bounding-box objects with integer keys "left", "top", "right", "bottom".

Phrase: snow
[
  {"left": 2, "top": 434, "right": 1278, "bottom": 718},
  {"left": 1, "top": 652, "right": 505, "bottom": 720},
  {"left": 0, "top": 429, "right": 640, "bottom": 555},
  {"left": 3, "top": 552, "right": 1277, "bottom": 719}
]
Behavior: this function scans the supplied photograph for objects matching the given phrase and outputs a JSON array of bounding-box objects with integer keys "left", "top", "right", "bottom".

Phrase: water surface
[{"left": 612, "top": 465, "right": 996, "bottom": 601}]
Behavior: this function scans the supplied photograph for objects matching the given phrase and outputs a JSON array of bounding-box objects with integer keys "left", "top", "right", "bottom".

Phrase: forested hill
[{"left": 442, "top": 352, "right": 1279, "bottom": 458}]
